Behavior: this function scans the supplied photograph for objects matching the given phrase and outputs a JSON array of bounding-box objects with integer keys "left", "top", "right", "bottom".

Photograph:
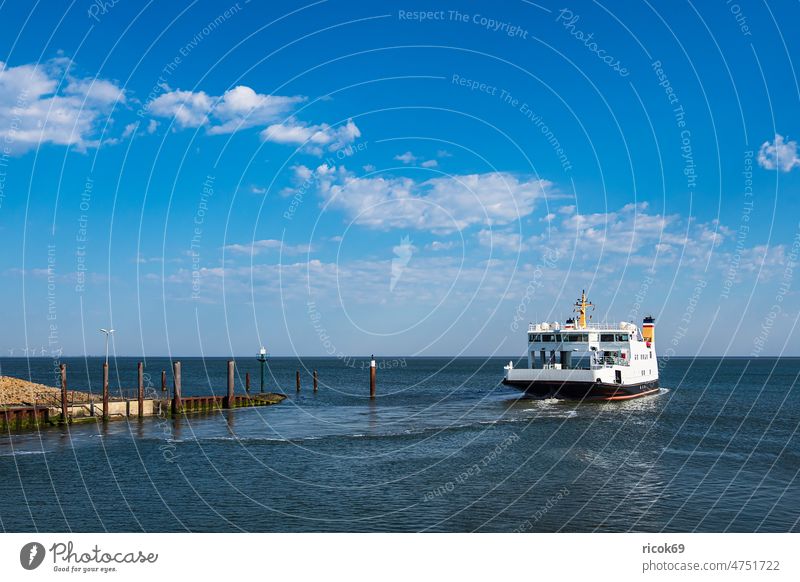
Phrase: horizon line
[{"left": 1, "top": 354, "right": 797, "bottom": 360}]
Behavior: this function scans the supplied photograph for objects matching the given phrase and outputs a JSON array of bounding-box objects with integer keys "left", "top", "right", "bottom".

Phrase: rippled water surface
[{"left": 1, "top": 356, "right": 798, "bottom": 532}]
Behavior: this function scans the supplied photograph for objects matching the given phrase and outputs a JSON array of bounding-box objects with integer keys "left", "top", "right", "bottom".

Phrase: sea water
[{"left": 0, "top": 356, "right": 798, "bottom": 532}]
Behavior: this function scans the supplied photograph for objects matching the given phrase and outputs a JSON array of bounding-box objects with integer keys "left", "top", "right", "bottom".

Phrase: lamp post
[
  {"left": 257, "top": 347, "right": 268, "bottom": 393},
  {"left": 99, "top": 328, "right": 115, "bottom": 366},
  {"left": 99, "top": 328, "right": 114, "bottom": 420}
]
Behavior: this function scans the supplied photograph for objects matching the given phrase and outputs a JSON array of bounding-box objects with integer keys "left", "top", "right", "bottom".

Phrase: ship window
[
  {"left": 615, "top": 334, "right": 629, "bottom": 342},
  {"left": 600, "top": 333, "right": 615, "bottom": 342},
  {"left": 553, "top": 333, "right": 562, "bottom": 342},
  {"left": 529, "top": 333, "right": 539, "bottom": 342},
  {"left": 541, "top": 334, "right": 554, "bottom": 342}
]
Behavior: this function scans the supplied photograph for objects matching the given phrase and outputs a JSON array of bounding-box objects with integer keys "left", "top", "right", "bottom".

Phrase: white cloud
[
  {"left": 528, "top": 202, "right": 734, "bottom": 272},
  {"left": 304, "top": 164, "right": 553, "bottom": 232},
  {"left": 162, "top": 253, "right": 514, "bottom": 307},
  {"left": 148, "top": 84, "right": 304, "bottom": 134},
  {"left": 394, "top": 151, "right": 417, "bottom": 164},
  {"left": 437, "top": 149, "right": 453, "bottom": 158},
  {"left": 122, "top": 122, "right": 138, "bottom": 138},
  {"left": 293, "top": 164, "right": 314, "bottom": 181},
  {"left": 0, "top": 59, "right": 125, "bottom": 154},
  {"left": 117, "top": 119, "right": 157, "bottom": 140},
  {"left": 260, "top": 118, "right": 361, "bottom": 153},
  {"left": 147, "top": 84, "right": 360, "bottom": 153},
  {"left": 148, "top": 89, "right": 213, "bottom": 128},
  {"left": 428, "top": 240, "right": 456, "bottom": 251},
  {"left": 135, "top": 254, "right": 164, "bottom": 264},
  {"left": 758, "top": 134, "right": 800, "bottom": 172},
  {"left": 421, "top": 159, "right": 438, "bottom": 168},
  {"left": 223, "top": 239, "right": 311, "bottom": 256},
  {"left": 558, "top": 202, "right": 675, "bottom": 253},
  {"left": 64, "top": 77, "right": 124, "bottom": 107},
  {"left": 208, "top": 86, "right": 303, "bottom": 134},
  {"left": 478, "top": 229, "right": 522, "bottom": 253},
  {"left": 154, "top": 198, "right": 790, "bottom": 313}
]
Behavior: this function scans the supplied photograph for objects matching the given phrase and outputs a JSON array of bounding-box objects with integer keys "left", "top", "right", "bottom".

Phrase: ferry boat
[{"left": 503, "top": 291, "right": 659, "bottom": 401}]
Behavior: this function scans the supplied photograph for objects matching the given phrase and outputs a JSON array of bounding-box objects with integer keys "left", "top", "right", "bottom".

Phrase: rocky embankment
[{"left": 0, "top": 376, "right": 92, "bottom": 407}]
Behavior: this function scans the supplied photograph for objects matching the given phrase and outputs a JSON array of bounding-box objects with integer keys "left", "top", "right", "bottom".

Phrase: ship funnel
[{"left": 642, "top": 315, "right": 655, "bottom": 345}]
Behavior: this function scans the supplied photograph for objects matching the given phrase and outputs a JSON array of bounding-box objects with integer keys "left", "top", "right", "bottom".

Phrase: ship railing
[
  {"left": 590, "top": 356, "right": 630, "bottom": 368},
  {"left": 528, "top": 322, "right": 636, "bottom": 332}
]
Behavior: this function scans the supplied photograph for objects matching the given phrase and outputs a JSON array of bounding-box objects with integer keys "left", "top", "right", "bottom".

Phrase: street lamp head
[
  {"left": 100, "top": 328, "right": 114, "bottom": 365},
  {"left": 259, "top": 346, "right": 267, "bottom": 356}
]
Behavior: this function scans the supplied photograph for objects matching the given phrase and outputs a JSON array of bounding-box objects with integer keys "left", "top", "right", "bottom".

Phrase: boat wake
[
  {"left": 0, "top": 449, "right": 49, "bottom": 457},
  {"left": 156, "top": 408, "right": 580, "bottom": 446}
]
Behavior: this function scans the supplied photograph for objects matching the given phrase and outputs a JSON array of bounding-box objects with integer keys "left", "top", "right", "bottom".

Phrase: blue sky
[{"left": 0, "top": 0, "right": 798, "bottom": 358}]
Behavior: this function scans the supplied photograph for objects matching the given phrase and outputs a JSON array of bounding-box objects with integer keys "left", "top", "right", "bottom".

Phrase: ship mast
[{"left": 573, "top": 290, "right": 594, "bottom": 329}]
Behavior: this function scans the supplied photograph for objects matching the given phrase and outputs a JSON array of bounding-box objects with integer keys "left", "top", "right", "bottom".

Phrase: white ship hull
[{"left": 503, "top": 366, "right": 659, "bottom": 401}]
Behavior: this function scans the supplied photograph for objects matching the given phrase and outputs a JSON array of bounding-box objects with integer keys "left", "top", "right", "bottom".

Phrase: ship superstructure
[{"left": 503, "top": 291, "right": 659, "bottom": 401}]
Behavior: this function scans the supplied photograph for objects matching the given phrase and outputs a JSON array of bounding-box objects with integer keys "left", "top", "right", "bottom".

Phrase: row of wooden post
[
  {"left": 58, "top": 361, "right": 142, "bottom": 424},
  {"left": 292, "top": 369, "right": 320, "bottom": 392},
  {"left": 169, "top": 360, "right": 263, "bottom": 414},
  {"left": 291, "top": 356, "right": 375, "bottom": 398},
  {"left": 56, "top": 357, "right": 379, "bottom": 423}
]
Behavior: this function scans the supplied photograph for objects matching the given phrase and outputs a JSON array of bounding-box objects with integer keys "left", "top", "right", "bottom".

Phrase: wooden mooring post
[
  {"left": 102, "top": 362, "right": 109, "bottom": 421},
  {"left": 245, "top": 372, "right": 250, "bottom": 395},
  {"left": 313, "top": 370, "right": 318, "bottom": 392},
  {"left": 225, "top": 360, "right": 235, "bottom": 409},
  {"left": 296, "top": 370, "right": 301, "bottom": 392},
  {"left": 172, "top": 361, "right": 182, "bottom": 415},
  {"left": 60, "top": 363, "right": 68, "bottom": 424},
  {"left": 369, "top": 355, "right": 376, "bottom": 399},
  {"left": 161, "top": 370, "right": 167, "bottom": 394},
  {"left": 137, "top": 361, "right": 144, "bottom": 418}
]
